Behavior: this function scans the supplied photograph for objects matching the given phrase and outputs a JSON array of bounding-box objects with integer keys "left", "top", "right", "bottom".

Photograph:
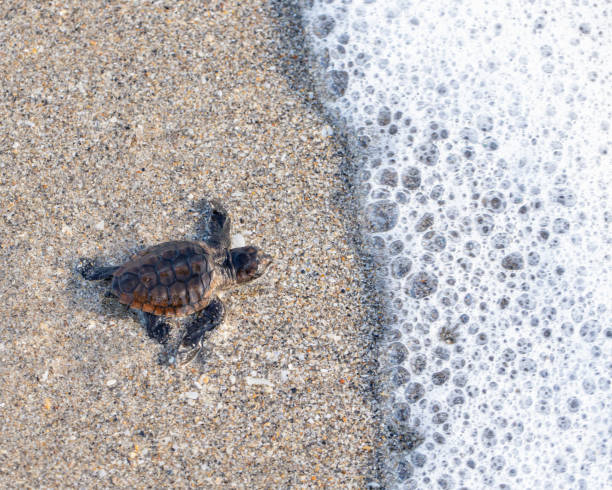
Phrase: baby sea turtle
[{"left": 78, "top": 201, "right": 272, "bottom": 365}]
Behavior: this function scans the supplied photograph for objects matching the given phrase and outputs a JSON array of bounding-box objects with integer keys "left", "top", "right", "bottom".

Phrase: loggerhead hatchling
[{"left": 78, "top": 201, "right": 272, "bottom": 365}]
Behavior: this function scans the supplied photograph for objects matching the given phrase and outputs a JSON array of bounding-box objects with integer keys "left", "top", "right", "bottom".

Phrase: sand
[{"left": 0, "top": 1, "right": 380, "bottom": 487}]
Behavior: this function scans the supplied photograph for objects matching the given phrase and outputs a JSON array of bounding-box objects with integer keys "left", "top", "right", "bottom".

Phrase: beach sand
[{"left": 0, "top": 1, "right": 379, "bottom": 487}]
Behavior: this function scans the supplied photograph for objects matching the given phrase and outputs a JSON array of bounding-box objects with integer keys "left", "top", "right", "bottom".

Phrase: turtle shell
[{"left": 111, "top": 240, "right": 216, "bottom": 317}]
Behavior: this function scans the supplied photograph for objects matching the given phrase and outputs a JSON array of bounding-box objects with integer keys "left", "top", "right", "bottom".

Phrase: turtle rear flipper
[
  {"left": 77, "top": 258, "right": 119, "bottom": 281},
  {"left": 202, "top": 199, "right": 231, "bottom": 251}
]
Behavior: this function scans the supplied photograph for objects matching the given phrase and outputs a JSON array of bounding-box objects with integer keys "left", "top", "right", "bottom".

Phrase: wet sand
[{"left": 0, "top": 1, "right": 379, "bottom": 487}]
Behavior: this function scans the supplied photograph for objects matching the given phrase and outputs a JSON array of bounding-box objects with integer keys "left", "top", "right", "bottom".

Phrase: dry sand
[{"left": 0, "top": 1, "right": 380, "bottom": 487}]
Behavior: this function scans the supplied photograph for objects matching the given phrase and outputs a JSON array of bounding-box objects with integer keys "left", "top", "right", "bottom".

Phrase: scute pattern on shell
[{"left": 111, "top": 241, "right": 213, "bottom": 317}]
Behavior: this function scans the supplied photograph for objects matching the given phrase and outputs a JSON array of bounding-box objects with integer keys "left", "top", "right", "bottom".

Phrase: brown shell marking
[{"left": 111, "top": 241, "right": 215, "bottom": 317}]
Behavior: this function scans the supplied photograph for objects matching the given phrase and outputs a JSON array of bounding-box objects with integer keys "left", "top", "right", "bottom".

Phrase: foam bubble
[{"left": 304, "top": 0, "right": 611, "bottom": 488}]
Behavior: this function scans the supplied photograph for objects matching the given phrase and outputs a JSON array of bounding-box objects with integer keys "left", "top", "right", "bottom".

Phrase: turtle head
[{"left": 230, "top": 246, "right": 273, "bottom": 284}]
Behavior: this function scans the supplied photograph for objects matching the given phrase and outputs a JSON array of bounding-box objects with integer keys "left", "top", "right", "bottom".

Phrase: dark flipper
[
  {"left": 176, "top": 298, "right": 225, "bottom": 365},
  {"left": 77, "top": 258, "right": 119, "bottom": 281},
  {"left": 139, "top": 311, "right": 171, "bottom": 344},
  {"left": 203, "top": 200, "right": 231, "bottom": 251}
]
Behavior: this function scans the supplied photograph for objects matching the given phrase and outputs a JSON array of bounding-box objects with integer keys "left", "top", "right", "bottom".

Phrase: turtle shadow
[
  {"left": 187, "top": 197, "right": 226, "bottom": 243},
  {"left": 65, "top": 263, "right": 130, "bottom": 319},
  {"left": 190, "top": 198, "right": 212, "bottom": 240},
  {"left": 156, "top": 339, "right": 214, "bottom": 368}
]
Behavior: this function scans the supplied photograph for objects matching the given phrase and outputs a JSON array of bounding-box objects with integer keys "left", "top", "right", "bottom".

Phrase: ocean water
[{"left": 301, "top": 1, "right": 611, "bottom": 488}]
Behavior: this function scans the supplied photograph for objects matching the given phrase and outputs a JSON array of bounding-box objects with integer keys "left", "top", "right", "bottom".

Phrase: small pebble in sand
[
  {"left": 245, "top": 376, "right": 274, "bottom": 387},
  {"left": 231, "top": 233, "right": 245, "bottom": 248}
]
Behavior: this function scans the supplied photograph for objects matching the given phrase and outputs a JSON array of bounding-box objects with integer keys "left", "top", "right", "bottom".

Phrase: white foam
[{"left": 303, "top": 1, "right": 611, "bottom": 488}]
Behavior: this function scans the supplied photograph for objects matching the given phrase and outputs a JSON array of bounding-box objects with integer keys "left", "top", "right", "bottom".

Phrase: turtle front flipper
[
  {"left": 77, "top": 258, "right": 119, "bottom": 281},
  {"left": 176, "top": 298, "right": 225, "bottom": 366},
  {"left": 203, "top": 200, "right": 231, "bottom": 251}
]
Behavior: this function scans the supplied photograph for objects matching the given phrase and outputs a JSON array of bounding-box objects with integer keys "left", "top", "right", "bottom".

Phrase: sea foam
[{"left": 302, "top": 1, "right": 611, "bottom": 488}]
